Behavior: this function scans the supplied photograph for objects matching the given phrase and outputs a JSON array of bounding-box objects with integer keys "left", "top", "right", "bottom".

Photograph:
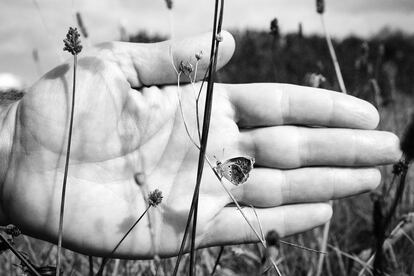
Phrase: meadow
[{"left": 1, "top": 2, "right": 414, "bottom": 276}]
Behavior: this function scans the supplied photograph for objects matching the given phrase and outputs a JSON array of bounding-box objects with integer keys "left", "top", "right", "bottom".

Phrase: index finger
[{"left": 225, "top": 83, "right": 379, "bottom": 129}]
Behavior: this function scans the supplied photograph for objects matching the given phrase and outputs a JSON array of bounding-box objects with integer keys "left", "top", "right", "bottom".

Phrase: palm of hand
[{"left": 4, "top": 54, "right": 240, "bottom": 257}]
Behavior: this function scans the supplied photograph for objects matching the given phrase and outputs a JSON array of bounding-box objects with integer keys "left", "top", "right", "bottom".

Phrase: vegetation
[{"left": 1, "top": 10, "right": 414, "bottom": 276}]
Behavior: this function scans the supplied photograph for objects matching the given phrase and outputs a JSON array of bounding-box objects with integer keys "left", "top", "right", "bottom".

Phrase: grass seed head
[
  {"left": 316, "top": 0, "right": 325, "bottom": 14},
  {"left": 195, "top": 50, "right": 203, "bottom": 61},
  {"left": 148, "top": 189, "right": 163, "bottom": 207},
  {"left": 165, "top": 0, "right": 173, "bottom": 10},
  {"left": 270, "top": 18, "right": 279, "bottom": 37},
  {"left": 63, "top": 27, "right": 82, "bottom": 55},
  {"left": 5, "top": 225, "right": 21, "bottom": 237},
  {"left": 179, "top": 61, "right": 193, "bottom": 76},
  {"left": 392, "top": 160, "right": 409, "bottom": 175},
  {"left": 265, "top": 230, "right": 280, "bottom": 248}
]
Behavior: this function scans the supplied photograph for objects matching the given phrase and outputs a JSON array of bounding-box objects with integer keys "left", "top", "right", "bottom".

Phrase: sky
[{"left": 1, "top": 0, "right": 414, "bottom": 85}]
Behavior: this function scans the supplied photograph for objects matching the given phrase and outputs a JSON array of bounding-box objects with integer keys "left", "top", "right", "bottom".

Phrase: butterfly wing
[
  {"left": 225, "top": 157, "right": 255, "bottom": 175},
  {"left": 218, "top": 157, "right": 255, "bottom": 186}
]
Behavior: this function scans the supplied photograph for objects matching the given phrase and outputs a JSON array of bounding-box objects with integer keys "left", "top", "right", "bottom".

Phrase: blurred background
[{"left": 1, "top": 0, "right": 414, "bottom": 86}]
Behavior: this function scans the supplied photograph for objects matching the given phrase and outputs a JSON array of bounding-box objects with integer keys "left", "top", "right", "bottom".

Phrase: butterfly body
[{"left": 215, "top": 157, "right": 255, "bottom": 186}]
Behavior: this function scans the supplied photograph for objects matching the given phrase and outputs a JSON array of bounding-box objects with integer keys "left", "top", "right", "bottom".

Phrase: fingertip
[
  {"left": 317, "top": 203, "right": 333, "bottom": 223},
  {"left": 383, "top": 131, "right": 403, "bottom": 162},
  {"left": 368, "top": 167, "right": 382, "bottom": 190},
  {"left": 336, "top": 93, "right": 380, "bottom": 129},
  {"left": 361, "top": 100, "right": 380, "bottom": 129},
  {"left": 216, "top": 30, "right": 235, "bottom": 70},
  {"left": 283, "top": 203, "right": 332, "bottom": 236}
]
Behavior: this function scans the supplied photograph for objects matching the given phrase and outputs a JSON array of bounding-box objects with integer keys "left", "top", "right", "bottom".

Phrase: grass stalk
[
  {"left": 319, "top": 15, "right": 347, "bottom": 94},
  {"left": 190, "top": 2, "right": 224, "bottom": 274},
  {"left": 56, "top": 52, "right": 78, "bottom": 276},
  {"left": 96, "top": 205, "right": 151, "bottom": 276},
  {"left": 210, "top": 246, "right": 224, "bottom": 275},
  {"left": 172, "top": 1, "right": 223, "bottom": 275},
  {"left": 316, "top": 201, "right": 332, "bottom": 276},
  {"left": 0, "top": 233, "right": 42, "bottom": 276},
  {"left": 88, "top": 255, "right": 94, "bottom": 276}
]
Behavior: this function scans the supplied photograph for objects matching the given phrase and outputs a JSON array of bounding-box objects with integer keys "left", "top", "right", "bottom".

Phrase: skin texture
[{"left": 0, "top": 31, "right": 401, "bottom": 259}]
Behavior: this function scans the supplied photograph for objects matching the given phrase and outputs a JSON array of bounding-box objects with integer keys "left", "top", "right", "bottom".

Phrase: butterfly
[{"left": 215, "top": 156, "right": 255, "bottom": 186}]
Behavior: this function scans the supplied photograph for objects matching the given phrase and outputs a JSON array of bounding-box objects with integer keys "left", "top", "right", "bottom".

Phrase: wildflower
[
  {"left": 179, "top": 61, "right": 193, "bottom": 75},
  {"left": 195, "top": 50, "right": 203, "bottom": 61},
  {"left": 265, "top": 230, "right": 280, "bottom": 248},
  {"left": 392, "top": 160, "right": 408, "bottom": 175},
  {"left": 5, "top": 225, "right": 20, "bottom": 237},
  {"left": 63, "top": 27, "right": 82, "bottom": 55},
  {"left": 270, "top": 18, "right": 279, "bottom": 38},
  {"left": 305, "top": 73, "right": 326, "bottom": 88},
  {"left": 316, "top": 0, "right": 325, "bottom": 14},
  {"left": 165, "top": 0, "right": 173, "bottom": 10},
  {"left": 148, "top": 189, "right": 163, "bottom": 207},
  {"left": 401, "top": 113, "right": 414, "bottom": 161}
]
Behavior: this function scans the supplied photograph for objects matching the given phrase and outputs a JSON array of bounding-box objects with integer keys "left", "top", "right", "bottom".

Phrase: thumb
[{"left": 99, "top": 31, "right": 235, "bottom": 87}]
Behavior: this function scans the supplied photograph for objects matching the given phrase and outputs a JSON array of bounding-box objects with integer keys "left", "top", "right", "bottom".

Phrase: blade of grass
[
  {"left": 319, "top": 14, "right": 347, "bottom": 94},
  {"left": 0, "top": 233, "right": 42, "bottom": 276},
  {"left": 96, "top": 205, "right": 151, "bottom": 276},
  {"left": 89, "top": 255, "right": 94, "bottom": 276},
  {"left": 56, "top": 52, "right": 78, "bottom": 276},
  {"left": 172, "top": 1, "right": 223, "bottom": 275},
  {"left": 210, "top": 246, "right": 224, "bottom": 276},
  {"left": 316, "top": 202, "right": 332, "bottom": 276},
  {"left": 189, "top": 0, "right": 224, "bottom": 273}
]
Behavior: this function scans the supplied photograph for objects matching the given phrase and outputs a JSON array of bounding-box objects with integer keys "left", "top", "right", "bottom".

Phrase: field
[{"left": 1, "top": 2, "right": 414, "bottom": 276}]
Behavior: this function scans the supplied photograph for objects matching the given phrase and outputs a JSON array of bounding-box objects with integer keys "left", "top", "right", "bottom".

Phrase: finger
[
  {"left": 231, "top": 167, "right": 380, "bottom": 207},
  {"left": 202, "top": 203, "right": 332, "bottom": 246},
  {"left": 99, "top": 31, "right": 235, "bottom": 87},
  {"left": 241, "top": 126, "right": 401, "bottom": 168},
  {"left": 225, "top": 83, "right": 379, "bottom": 129}
]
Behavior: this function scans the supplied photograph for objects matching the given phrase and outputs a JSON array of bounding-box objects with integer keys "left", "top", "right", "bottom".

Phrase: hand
[{"left": 0, "top": 31, "right": 400, "bottom": 259}]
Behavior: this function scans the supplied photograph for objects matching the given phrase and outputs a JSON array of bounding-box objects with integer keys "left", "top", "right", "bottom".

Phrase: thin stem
[
  {"left": 279, "top": 240, "right": 327, "bottom": 255},
  {"left": 210, "top": 246, "right": 224, "bottom": 275},
  {"left": 384, "top": 160, "right": 409, "bottom": 229},
  {"left": 189, "top": 2, "right": 224, "bottom": 274},
  {"left": 89, "top": 256, "right": 94, "bottom": 276},
  {"left": 172, "top": 1, "right": 223, "bottom": 275},
  {"left": 326, "top": 244, "right": 374, "bottom": 273},
  {"left": 176, "top": 74, "right": 200, "bottom": 149},
  {"left": 96, "top": 205, "right": 151, "bottom": 276},
  {"left": 383, "top": 173, "right": 397, "bottom": 198},
  {"left": 320, "top": 15, "right": 347, "bottom": 94},
  {"left": 316, "top": 201, "right": 332, "bottom": 276},
  {"left": 0, "top": 233, "right": 42, "bottom": 276},
  {"left": 205, "top": 157, "right": 264, "bottom": 244},
  {"left": 56, "top": 54, "right": 78, "bottom": 276}
]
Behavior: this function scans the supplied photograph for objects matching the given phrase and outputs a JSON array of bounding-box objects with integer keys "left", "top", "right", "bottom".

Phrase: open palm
[{"left": 0, "top": 32, "right": 400, "bottom": 259}]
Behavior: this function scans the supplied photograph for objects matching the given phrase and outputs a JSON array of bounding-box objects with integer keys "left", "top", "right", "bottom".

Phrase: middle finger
[{"left": 240, "top": 126, "right": 400, "bottom": 168}]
